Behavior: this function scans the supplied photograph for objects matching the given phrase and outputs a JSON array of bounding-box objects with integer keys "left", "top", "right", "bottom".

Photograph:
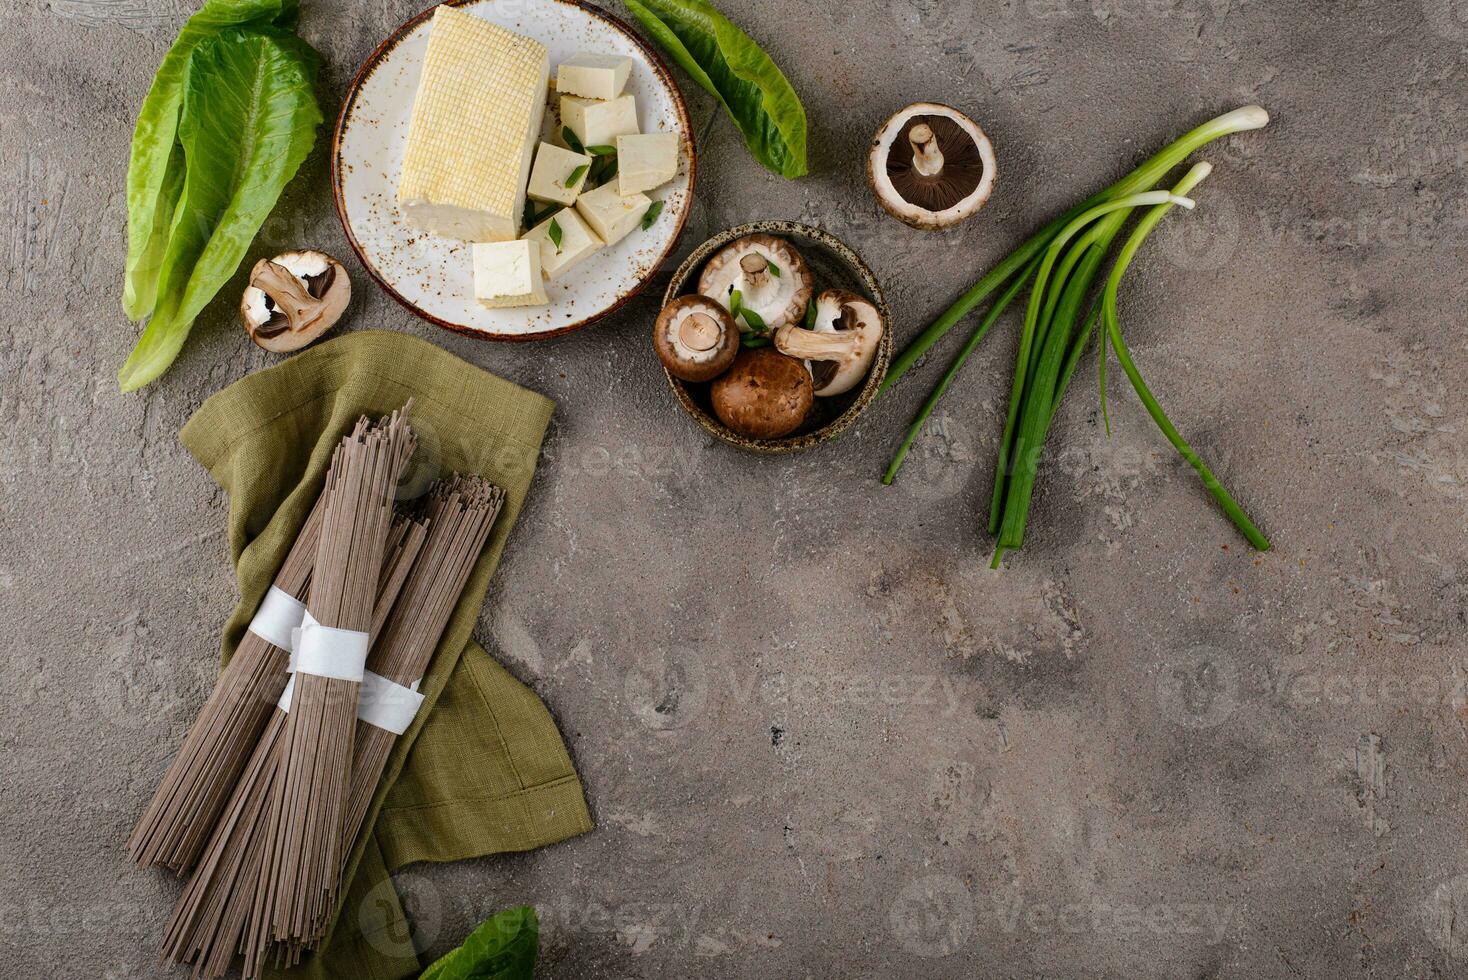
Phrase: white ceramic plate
[{"left": 332, "top": 0, "right": 696, "bottom": 341}]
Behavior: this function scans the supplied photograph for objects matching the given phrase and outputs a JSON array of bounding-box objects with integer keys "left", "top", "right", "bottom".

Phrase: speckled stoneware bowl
[
  {"left": 661, "top": 221, "right": 892, "bottom": 453},
  {"left": 332, "top": 0, "right": 696, "bottom": 341}
]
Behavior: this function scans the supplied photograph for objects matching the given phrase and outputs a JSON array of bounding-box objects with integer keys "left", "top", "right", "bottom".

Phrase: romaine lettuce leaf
[
  {"left": 122, "top": 0, "right": 300, "bottom": 321},
  {"left": 624, "top": 0, "right": 808, "bottom": 179},
  {"left": 420, "top": 906, "right": 538, "bottom": 980},
  {"left": 117, "top": 28, "right": 321, "bottom": 392}
]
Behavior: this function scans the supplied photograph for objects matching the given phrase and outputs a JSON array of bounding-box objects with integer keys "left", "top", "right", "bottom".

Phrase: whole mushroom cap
[
  {"left": 868, "top": 103, "right": 997, "bottom": 230},
  {"left": 697, "top": 233, "right": 813, "bottom": 333},
  {"left": 710, "top": 348, "right": 814, "bottom": 440},
  {"left": 654, "top": 295, "right": 740, "bottom": 382}
]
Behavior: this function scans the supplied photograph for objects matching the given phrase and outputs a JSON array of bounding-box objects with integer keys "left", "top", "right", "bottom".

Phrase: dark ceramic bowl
[{"left": 659, "top": 221, "right": 891, "bottom": 453}]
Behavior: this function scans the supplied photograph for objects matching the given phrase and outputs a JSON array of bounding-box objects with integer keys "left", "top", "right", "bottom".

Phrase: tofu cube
[
  {"left": 522, "top": 208, "right": 604, "bottom": 280},
  {"left": 561, "top": 94, "right": 638, "bottom": 149},
  {"left": 473, "top": 240, "right": 548, "bottom": 308},
  {"left": 615, "top": 133, "right": 680, "bottom": 196},
  {"left": 527, "top": 142, "right": 593, "bottom": 206},
  {"left": 399, "top": 8, "right": 549, "bottom": 242},
  {"left": 575, "top": 182, "right": 652, "bottom": 247},
  {"left": 556, "top": 53, "right": 633, "bottom": 101}
]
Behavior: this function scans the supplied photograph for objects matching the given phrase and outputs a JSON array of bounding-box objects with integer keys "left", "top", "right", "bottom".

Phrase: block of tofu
[
  {"left": 527, "top": 142, "right": 593, "bottom": 207},
  {"left": 561, "top": 94, "right": 638, "bottom": 149},
  {"left": 575, "top": 182, "right": 652, "bottom": 247},
  {"left": 473, "top": 240, "right": 548, "bottom": 308},
  {"left": 616, "top": 133, "right": 680, "bottom": 196},
  {"left": 523, "top": 208, "right": 604, "bottom": 280},
  {"left": 399, "top": 7, "right": 549, "bottom": 243},
  {"left": 556, "top": 53, "right": 633, "bottom": 101}
]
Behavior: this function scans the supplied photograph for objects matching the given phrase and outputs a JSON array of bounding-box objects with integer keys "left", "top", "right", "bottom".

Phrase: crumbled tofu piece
[
  {"left": 575, "top": 182, "right": 652, "bottom": 247},
  {"left": 527, "top": 142, "right": 593, "bottom": 206},
  {"left": 473, "top": 240, "right": 548, "bottom": 307},
  {"left": 556, "top": 53, "right": 633, "bottom": 101},
  {"left": 561, "top": 94, "right": 639, "bottom": 149},
  {"left": 523, "top": 208, "right": 604, "bottom": 280},
  {"left": 616, "top": 133, "right": 680, "bottom": 196},
  {"left": 399, "top": 8, "right": 549, "bottom": 242}
]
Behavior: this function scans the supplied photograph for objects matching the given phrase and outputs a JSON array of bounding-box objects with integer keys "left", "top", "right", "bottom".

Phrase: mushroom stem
[
  {"left": 680, "top": 312, "right": 721, "bottom": 352},
  {"left": 253, "top": 260, "right": 322, "bottom": 327},
  {"left": 908, "top": 123, "right": 944, "bottom": 178},
  {"left": 739, "top": 252, "right": 771, "bottom": 290}
]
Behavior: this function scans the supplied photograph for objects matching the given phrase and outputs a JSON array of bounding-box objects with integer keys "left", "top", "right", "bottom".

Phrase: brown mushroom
[
  {"left": 868, "top": 103, "right": 996, "bottom": 230},
  {"left": 240, "top": 250, "right": 351, "bottom": 353},
  {"left": 654, "top": 295, "right": 739, "bottom": 382},
  {"left": 710, "top": 348, "right": 813, "bottom": 440},
  {"left": 696, "top": 234, "right": 813, "bottom": 334},
  {"left": 774, "top": 290, "right": 885, "bottom": 396}
]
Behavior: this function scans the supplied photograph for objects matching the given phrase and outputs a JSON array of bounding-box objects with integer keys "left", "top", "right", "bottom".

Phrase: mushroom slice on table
[
  {"left": 774, "top": 289, "right": 884, "bottom": 396},
  {"left": 868, "top": 103, "right": 996, "bottom": 230},
  {"left": 240, "top": 250, "right": 351, "bottom": 353},
  {"left": 697, "top": 234, "right": 813, "bottom": 334},
  {"left": 710, "top": 348, "right": 813, "bottom": 440},
  {"left": 654, "top": 295, "right": 739, "bottom": 382}
]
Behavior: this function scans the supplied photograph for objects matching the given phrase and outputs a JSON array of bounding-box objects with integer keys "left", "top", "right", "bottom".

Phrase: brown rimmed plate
[
  {"left": 331, "top": 0, "right": 697, "bottom": 341},
  {"left": 662, "top": 221, "right": 892, "bottom": 453}
]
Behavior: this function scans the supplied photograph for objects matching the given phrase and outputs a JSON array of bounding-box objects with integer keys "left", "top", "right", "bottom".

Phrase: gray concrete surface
[{"left": 3, "top": 0, "right": 1467, "bottom": 976}]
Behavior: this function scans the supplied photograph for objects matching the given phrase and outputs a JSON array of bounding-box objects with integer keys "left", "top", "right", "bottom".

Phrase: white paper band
[
  {"left": 277, "top": 671, "right": 422, "bottom": 733},
  {"left": 291, "top": 615, "right": 370, "bottom": 683},
  {"left": 356, "top": 672, "right": 425, "bottom": 735},
  {"left": 247, "top": 586, "right": 306, "bottom": 652}
]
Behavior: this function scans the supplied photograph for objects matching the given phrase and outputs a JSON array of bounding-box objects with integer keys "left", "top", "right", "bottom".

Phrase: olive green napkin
[{"left": 179, "top": 330, "right": 592, "bottom": 979}]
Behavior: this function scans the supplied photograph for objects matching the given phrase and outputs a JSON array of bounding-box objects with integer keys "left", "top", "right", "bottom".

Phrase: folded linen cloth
[{"left": 178, "top": 330, "right": 592, "bottom": 979}]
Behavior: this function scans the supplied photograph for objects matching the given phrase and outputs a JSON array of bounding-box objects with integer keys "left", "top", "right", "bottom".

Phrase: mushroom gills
[
  {"left": 886, "top": 115, "right": 989, "bottom": 213},
  {"left": 696, "top": 234, "right": 813, "bottom": 334}
]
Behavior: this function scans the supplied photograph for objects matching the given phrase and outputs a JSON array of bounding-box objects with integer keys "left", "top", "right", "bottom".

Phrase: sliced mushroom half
[
  {"left": 868, "top": 103, "right": 996, "bottom": 230},
  {"left": 654, "top": 295, "right": 739, "bottom": 382},
  {"left": 697, "top": 234, "right": 813, "bottom": 334},
  {"left": 774, "top": 289, "right": 884, "bottom": 397},
  {"left": 241, "top": 250, "right": 351, "bottom": 353}
]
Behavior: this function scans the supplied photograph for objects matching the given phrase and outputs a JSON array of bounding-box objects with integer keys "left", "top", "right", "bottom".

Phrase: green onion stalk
[{"left": 1099, "top": 166, "right": 1271, "bottom": 553}]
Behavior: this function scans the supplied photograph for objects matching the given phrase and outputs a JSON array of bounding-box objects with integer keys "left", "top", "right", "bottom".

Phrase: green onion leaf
[
  {"left": 802, "top": 298, "right": 817, "bottom": 329},
  {"left": 729, "top": 289, "right": 742, "bottom": 317},
  {"left": 640, "top": 200, "right": 665, "bottom": 229},
  {"left": 561, "top": 126, "right": 586, "bottom": 154},
  {"left": 767, "top": 259, "right": 781, "bottom": 278},
  {"left": 548, "top": 217, "right": 563, "bottom": 252},
  {"left": 564, "top": 164, "right": 589, "bottom": 188},
  {"left": 739, "top": 306, "right": 766, "bottom": 331},
  {"left": 585, "top": 144, "right": 617, "bottom": 156},
  {"left": 741, "top": 333, "right": 770, "bottom": 348}
]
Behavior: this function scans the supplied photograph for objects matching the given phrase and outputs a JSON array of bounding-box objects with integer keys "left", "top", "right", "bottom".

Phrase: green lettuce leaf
[
  {"left": 117, "top": 29, "right": 321, "bottom": 392},
  {"left": 420, "top": 906, "right": 538, "bottom": 980},
  {"left": 122, "top": 0, "right": 300, "bottom": 321},
  {"left": 623, "top": 0, "right": 807, "bottom": 179}
]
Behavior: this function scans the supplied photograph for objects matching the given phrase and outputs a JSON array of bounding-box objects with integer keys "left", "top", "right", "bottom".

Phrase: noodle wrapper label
[
  {"left": 292, "top": 616, "right": 371, "bottom": 683},
  {"left": 246, "top": 585, "right": 307, "bottom": 652},
  {"left": 357, "top": 672, "right": 425, "bottom": 735}
]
